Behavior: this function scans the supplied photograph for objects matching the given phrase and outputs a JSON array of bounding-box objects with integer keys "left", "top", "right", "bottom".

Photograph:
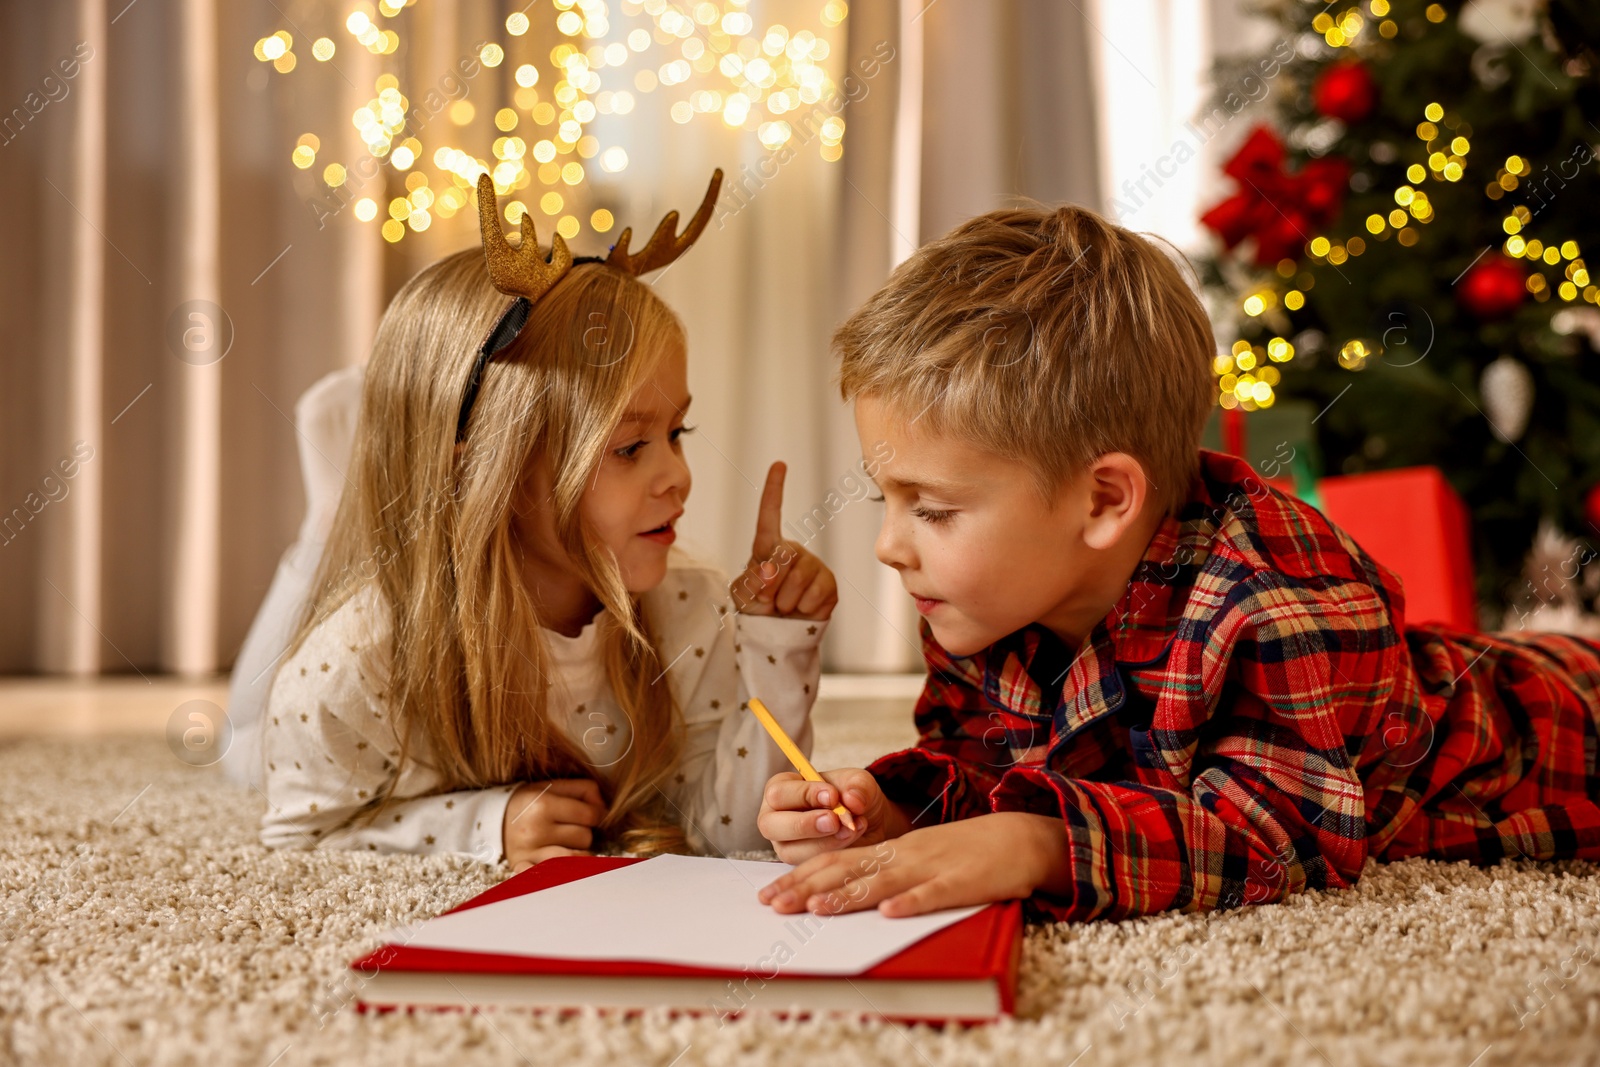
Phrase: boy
[{"left": 755, "top": 205, "right": 1600, "bottom": 923}]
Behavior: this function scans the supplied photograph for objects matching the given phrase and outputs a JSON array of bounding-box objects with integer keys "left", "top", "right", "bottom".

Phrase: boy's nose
[{"left": 874, "top": 516, "right": 912, "bottom": 571}]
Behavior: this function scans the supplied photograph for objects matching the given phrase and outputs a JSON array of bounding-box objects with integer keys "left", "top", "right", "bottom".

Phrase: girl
[{"left": 260, "top": 170, "right": 837, "bottom": 870}]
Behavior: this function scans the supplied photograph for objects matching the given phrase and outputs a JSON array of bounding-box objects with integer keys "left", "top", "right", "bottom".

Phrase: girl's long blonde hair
[{"left": 288, "top": 247, "right": 690, "bottom": 855}]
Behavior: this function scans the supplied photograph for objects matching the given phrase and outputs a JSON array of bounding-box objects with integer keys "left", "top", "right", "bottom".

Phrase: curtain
[
  {"left": 2, "top": 0, "right": 386, "bottom": 676},
  {"left": 0, "top": 0, "right": 1225, "bottom": 677},
  {"left": 817, "top": 0, "right": 1109, "bottom": 672}
]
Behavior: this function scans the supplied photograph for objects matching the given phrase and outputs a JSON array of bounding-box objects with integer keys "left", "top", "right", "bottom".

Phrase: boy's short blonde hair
[{"left": 835, "top": 205, "right": 1215, "bottom": 514}]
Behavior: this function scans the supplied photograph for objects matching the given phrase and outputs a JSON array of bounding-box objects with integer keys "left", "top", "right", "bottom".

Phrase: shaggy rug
[{"left": 4, "top": 704, "right": 1600, "bottom": 1067}]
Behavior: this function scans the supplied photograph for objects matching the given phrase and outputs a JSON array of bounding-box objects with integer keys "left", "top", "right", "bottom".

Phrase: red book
[{"left": 351, "top": 856, "right": 1022, "bottom": 1023}]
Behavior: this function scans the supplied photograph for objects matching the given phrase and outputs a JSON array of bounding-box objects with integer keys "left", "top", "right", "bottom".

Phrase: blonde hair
[
  {"left": 288, "top": 248, "right": 690, "bottom": 855},
  {"left": 834, "top": 204, "right": 1215, "bottom": 514}
]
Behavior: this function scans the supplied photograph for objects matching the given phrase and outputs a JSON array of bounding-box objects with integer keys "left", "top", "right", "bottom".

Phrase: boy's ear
[{"left": 1080, "top": 452, "right": 1150, "bottom": 551}]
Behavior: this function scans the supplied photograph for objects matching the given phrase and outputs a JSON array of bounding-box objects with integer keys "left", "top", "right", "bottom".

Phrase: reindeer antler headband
[{"left": 456, "top": 167, "right": 724, "bottom": 442}]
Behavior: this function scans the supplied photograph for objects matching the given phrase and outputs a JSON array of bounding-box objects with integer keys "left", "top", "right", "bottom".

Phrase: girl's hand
[
  {"left": 757, "top": 812, "right": 1068, "bottom": 918},
  {"left": 729, "top": 462, "right": 839, "bottom": 621},
  {"left": 756, "top": 768, "right": 907, "bottom": 864},
  {"left": 502, "top": 778, "right": 606, "bottom": 873}
]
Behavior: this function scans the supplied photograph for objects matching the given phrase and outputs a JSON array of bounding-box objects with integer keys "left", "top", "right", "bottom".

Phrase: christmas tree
[{"left": 1196, "top": 0, "right": 1600, "bottom": 622}]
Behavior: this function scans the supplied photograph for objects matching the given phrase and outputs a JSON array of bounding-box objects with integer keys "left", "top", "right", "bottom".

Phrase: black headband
[{"left": 455, "top": 254, "right": 606, "bottom": 443}]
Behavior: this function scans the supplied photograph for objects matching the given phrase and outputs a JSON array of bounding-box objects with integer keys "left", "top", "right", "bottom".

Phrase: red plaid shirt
[{"left": 869, "top": 451, "right": 1600, "bottom": 922}]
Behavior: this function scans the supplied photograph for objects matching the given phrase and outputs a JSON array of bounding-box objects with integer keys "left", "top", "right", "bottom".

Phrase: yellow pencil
[{"left": 746, "top": 697, "right": 857, "bottom": 832}]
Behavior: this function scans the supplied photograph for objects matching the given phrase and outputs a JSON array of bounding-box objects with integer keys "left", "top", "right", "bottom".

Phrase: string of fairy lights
[
  {"left": 1216, "top": 0, "right": 1593, "bottom": 413},
  {"left": 254, "top": 0, "right": 850, "bottom": 246}
]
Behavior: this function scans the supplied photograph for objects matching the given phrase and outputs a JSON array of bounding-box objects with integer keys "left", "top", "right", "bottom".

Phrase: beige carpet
[{"left": 5, "top": 707, "right": 1600, "bottom": 1067}]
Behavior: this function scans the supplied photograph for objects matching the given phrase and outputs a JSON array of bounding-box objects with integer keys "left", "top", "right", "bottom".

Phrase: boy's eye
[{"left": 911, "top": 505, "right": 955, "bottom": 525}]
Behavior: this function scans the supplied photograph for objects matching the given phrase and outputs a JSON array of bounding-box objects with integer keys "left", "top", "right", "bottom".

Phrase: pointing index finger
[{"left": 752, "top": 461, "right": 786, "bottom": 560}]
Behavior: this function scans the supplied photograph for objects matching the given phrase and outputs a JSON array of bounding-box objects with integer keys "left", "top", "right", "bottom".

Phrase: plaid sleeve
[
  {"left": 992, "top": 574, "right": 1394, "bottom": 922},
  {"left": 867, "top": 638, "right": 1012, "bottom": 827}
]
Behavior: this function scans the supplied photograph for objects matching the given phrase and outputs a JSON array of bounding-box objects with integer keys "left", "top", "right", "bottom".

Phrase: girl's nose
[{"left": 659, "top": 443, "right": 691, "bottom": 500}]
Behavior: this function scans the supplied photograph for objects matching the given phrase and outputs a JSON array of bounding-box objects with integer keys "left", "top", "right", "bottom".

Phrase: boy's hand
[
  {"left": 730, "top": 462, "right": 838, "bottom": 621},
  {"left": 757, "top": 768, "right": 907, "bottom": 863},
  {"left": 757, "top": 812, "right": 1069, "bottom": 917},
  {"left": 503, "top": 778, "right": 606, "bottom": 873}
]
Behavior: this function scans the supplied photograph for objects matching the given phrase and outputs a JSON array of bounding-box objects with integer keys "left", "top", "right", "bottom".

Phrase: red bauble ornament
[
  {"left": 1313, "top": 61, "right": 1378, "bottom": 123},
  {"left": 1457, "top": 258, "right": 1527, "bottom": 320},
  {"left": 1587, "top": 484, "right": 1600, "bottom": 532}
]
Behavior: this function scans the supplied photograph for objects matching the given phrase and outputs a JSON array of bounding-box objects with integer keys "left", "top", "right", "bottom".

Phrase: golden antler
[
  {"left": 605, "top": 168, "right": 724, "bottom": 276},
  {"left": 476, "top": 171, "right": 573, "bottom": 301}
]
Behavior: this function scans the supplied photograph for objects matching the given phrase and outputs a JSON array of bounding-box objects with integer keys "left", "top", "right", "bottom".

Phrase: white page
[{"left": 399, "top": 854, "right": 986, "bottom": 976}]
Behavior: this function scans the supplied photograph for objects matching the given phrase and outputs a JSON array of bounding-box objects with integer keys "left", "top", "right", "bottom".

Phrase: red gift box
[{"left": 1316, "top": 467, "right": 1478, "bottom": 631}]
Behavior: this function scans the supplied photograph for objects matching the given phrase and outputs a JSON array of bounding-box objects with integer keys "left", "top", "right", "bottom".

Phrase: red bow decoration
[{"left": 1201, "top": 125, "right": 1349, "bottom": 266}]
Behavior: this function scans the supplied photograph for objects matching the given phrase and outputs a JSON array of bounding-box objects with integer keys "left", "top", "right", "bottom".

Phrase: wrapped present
[
  {"left": 1202, "top": 401, "right": 1323, "bottom": 502},
  {"left": 1316, "top": 466, "right": 1478, "bottom": 631},
  {"left": 1202, "top": 407, "right": 1475, "bottom": 628}
]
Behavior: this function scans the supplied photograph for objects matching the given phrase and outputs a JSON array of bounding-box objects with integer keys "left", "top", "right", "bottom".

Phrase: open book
[{"left": 352, "top": 854, "right": 1023, "bottom": 1022}]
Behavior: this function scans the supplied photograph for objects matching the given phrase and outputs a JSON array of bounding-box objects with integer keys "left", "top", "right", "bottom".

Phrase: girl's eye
[
  {"left": 868, "top": 493, "right": 885, "bottom": 503},
  {"left": 614, "top": 423, "right": 696, "bottom": 461},
  {"left": 911, "top": 505, "right": 955, "bottom": 525}
]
